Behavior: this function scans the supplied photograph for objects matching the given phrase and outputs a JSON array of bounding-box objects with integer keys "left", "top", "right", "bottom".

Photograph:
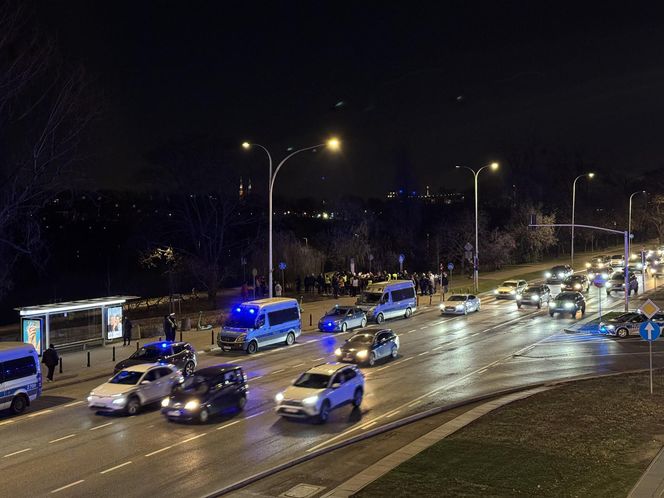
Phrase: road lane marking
[
  {"left": 100, "top": 461, "right": 132, "bottom": 474},
  {"left": 49, "top": 434, "right": 76, "bottom": 444},
  {"left": 418, "top": 352, "right": 428, "bottom": 356},
  {"left": 419, "top": 326, "right": 428, "bottom": 330},
  {"left": 306, "top": 339, "right": 317, "bottom": 343},
  {"left": 407, "top": 329, "right": 417, "bottom": 333},
  {"left": 251, "top": 375, "right": 263, "bottom": 381},
  {"left": 51, "top": 480, "right": 84, "bottom": 494},
  {"left": 216, "top": 420, "right": 240, "bottom": 431},
  {"left": 64, "top": 401, "right": 84, "bottom": 408},
  {"left": 89, "top": 422, "right": 113, "bottom": 431},
  {"left": 432, "top": 346, "right": 444, "bottom": 351},
  {"left": 181, "top": 433, "right": 207, "bottom": 443},
  {"left": 244, "top": 410, "right": 268, "bottom": 420},
  {"left": 385, "top": 410, "right": 400, "bottom": 418},
  {"left": 291, "top": 363, "right": 305, "bottom": 368},
  {"left": 313, "top": 357, "right": 325, "bottom": 361},
  {"left": 362, "top": 421, "right": 377, "bottom": 429},
  {"left": 272, "top": 369, "right": 284, "bottom": 374},
  {"left": 145, "top": 445, "right": 173, "bottom": 457},
  {"left": 28, "top": 409, "right": 53, "bottom": 418},
  {"left": 3, "top": 448, "right": 31, "bottom": 458},
  {"left": 0, "top": 420, "right": 14, "bottom": 426}
]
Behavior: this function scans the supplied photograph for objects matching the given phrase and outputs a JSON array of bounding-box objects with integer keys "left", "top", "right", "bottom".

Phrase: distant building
[{"left": 386, "top": 187, "right": 464, "bottom": 205}]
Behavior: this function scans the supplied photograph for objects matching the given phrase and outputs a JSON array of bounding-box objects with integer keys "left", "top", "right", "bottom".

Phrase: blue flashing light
[
  {"left": 398, "top": 189, "right": 404, "bottom": 194},
  {"left": 249, "top": 308, "right": 255, "bottom": 314},
  {"left": 161, "top": 342, "right": 168, "bottom": 348},
  {"left": 235, "top": 307, "right": 241, "bottom": 312}
]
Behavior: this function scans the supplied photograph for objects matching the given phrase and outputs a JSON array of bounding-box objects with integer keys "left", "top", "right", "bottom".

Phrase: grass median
[{"left": 356, "top": 372, "right": 664, "bottom": 498}]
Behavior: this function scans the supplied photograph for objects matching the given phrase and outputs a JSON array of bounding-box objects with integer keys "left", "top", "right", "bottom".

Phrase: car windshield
[
  {"left": 551, "top": 266, "right": 566, "bottom": 272},
  {"left": 294, "top": 373, "right": 331, "bottom": 389},
  {"left": 448, "top": 295, "right": 466, "bottom": 301},
  {"left": 327, "top": 307, "right": 350, "bottom": 316},
  {"left": 109, "top": 370, "right": 143, "bottom": 385},
  {"left": 178, "top": 374, "right": 213, "bottom": 394},
  {"left": 613, "top": 313, "right": 641, "bottom": 322},
  {"left": 225, "top": 309, "right": 258, "bottom": 329},
  {"left": 612, "top": 255, "right": 623, "bottom": 260},
  {"left": 502, "top": 282, "right": 517, "bottom": 287},
  {"left": 556, "top": 293, "right": 577, "bottom": 300},
  {"left": 359, "top": 292, "right": 382, "bottom": 304},
  {"left": 524, "top": 287, "right": 541, "bottom": 294},
  {"left": 131, "top": 346, "right": 165, "bottom": 360},
  {"left": 348, "top": 334, "right": 374, "bottom": 344},
  {"left": 610, "top": 273, "right": 625, "bottom": 281}
]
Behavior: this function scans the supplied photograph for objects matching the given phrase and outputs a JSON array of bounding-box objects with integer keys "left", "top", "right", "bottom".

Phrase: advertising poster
[
  {"left": 106, "top": 306, "right": 123, "bottom": 340},
  {"left": 22, "top": 318, "right": 43, "bottom": 356}
]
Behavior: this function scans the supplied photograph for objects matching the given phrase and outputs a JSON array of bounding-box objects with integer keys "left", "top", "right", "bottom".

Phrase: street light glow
[
  {"left": 327, "top": 138, "right": 340, "bottom": 150},
  {"left": 242, "top": 142, "right": 250, "bottom": 149},
  {"left": 490, "top": 162, "right": 499, "bottom": 170},
  {"left": 588, "top": 172, "right": 595, "bottom": 178}
]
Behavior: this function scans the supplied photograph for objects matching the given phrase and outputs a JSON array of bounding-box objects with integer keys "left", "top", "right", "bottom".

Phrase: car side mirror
[
  {"left": 331, "top": 382, "right": 342, "bottom": 389},
  {"left": 140, "top": 380, "right": 151, "bottom": 385}
]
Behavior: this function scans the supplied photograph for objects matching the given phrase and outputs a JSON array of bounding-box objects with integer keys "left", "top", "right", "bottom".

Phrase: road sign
[
  {"left": 447, "top": 262, "right": 454, "bottom": 271},
  {"left": 278, "top": 262, "right": 287, "bottom": 271},
  {"left": 251, "top": 268, "right": 258, "bottom": 277},
  {"left": 592, "top": 275, "right": 606, "bottom": 288},
  {"left": 641, "top": 299, "right": 660, "bottom": 319},
  {"left": 464, "top": 242, "right": 473, "bottom": 252},
  {"left": 398, "top": 254, "right": 405, "bottom": 263},
  {"left": 640, "top": 321, "right": 661, "bottom": 342}
]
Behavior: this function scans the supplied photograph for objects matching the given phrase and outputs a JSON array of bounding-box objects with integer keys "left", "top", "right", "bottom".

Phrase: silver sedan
[
  {"left": 439, "top": 294, "right": 481, "bottom": 315},
  {"left": 318, "top": 306, "right": 367, "bottom": 332}
]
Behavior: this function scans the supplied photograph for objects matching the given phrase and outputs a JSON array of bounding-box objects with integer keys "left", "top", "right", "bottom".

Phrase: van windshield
[
  {"left": 225, "top": 311, "right": 257, "bottom": 329},
  {"left": 358, "top": 292, "right": 382, "bottom": 304}
]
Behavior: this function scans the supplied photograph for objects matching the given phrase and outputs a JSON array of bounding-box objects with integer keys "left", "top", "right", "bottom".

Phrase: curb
[{"left": 42, "top": 371, "right": 111, "bottom": 391}]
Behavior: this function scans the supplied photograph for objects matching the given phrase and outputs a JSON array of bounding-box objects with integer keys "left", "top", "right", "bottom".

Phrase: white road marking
[
  {"left": 100, "top": 461, "right": 132, "bottom": 474},
  {"left": 244, "top": 410, "right": 268, "bottom": 420},
  {"left": 64, "top": 401, "right": 84, "bottom": 408},
  {"left": 385, "top": 410, "right": 400, "bottom": 418},
  {"left": 251, "top": 375, "right": 263, "bottom": 381},
  {"left": 0, "top": 420, "right": 14, "bottom": 426},
  {"left": 27, "top": 409, "right": 53, "bottom": 418},
  {"left": 432, "top": 346, "right": 444, "bottom": 351},
  {"left": 89, "top": 422, "right": 113, "bottom": 431},
  {"left": 419, "top": 326, "right": 428, "bottom": 330},
  {"left": 418, "top": 352, "right": 428, "bottom": 356},
  {"left": 291, "top": 363, "right": 305, "bottom": 367},
  {"left": 313, "top": 357, "right": 325, "bottom": 361},
  {"left": 51, "top": 480, "right": 84, "bottom": 494},
  {"left": 306, "top": 339, "right": 317, "bottom": 343},
  {"left": 3, "top": 448, "right": 31, "bottom": 458},
  {"left": 272, "top": 369, "right": 284, "bottom": 374},
  {"left": 145, "top": 445, "right": 173, "bottom": 457},
  {"left": 407, "top": 329, "right": 417, "bottom": 333},
  {"left": 181, "top": 433, "right": 207, "bottom": 443},
  {"left": 49, "top": 434, "right": 76, "bottom": 444},
  {"left": 216, "top": 420, "right": 240, "bottom": 431},
  {"left": 362, "top": 421, "right": 377, "bottom": 429}
]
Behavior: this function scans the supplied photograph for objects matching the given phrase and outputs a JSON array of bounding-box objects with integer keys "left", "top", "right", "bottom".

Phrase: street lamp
[
  {"left": 243, "top": 138, "right": 340, "bottom": 297},
  {"left": 628, "top": 190, "right": 647, "bottom": 257},
  {"left": 571, "top": 172, "right": 594, "bottom": 268},
  {"left": 455, "top": 161, "right": 499, "bottom": 293}
]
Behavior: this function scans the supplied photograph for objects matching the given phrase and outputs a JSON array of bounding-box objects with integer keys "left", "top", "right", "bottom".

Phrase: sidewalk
[{"left": 629, "top": 447, "right": 664, "bottom": 498}]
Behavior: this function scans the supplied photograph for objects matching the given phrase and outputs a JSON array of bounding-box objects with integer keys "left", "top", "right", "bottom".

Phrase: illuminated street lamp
[
  {"left": 455, "top": 161, "right": 499, "bottom": 293},
  {"left": 571, "top": 172, "right": 594, "bottom": 268},
  {"left": 628, "top": 190, "right": 647, "bottom": 254},
  {"left": 243, "top": 138, "right": 340, "bottom": 297}
]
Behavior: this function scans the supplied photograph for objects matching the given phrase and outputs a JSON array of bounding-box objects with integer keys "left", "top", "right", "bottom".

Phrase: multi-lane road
[{"left": 2, "top": 273, "right": 663, "bottom": 497}]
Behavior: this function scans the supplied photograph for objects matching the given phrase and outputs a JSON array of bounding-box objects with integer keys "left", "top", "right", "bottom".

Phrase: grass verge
[{"left": 356, "top": 372, "right": 664, "bottom": 498}]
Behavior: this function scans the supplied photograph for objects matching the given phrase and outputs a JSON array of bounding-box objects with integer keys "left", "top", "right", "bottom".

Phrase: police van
[
  {"left": 0, "top": 342, "right": 42, "bottom": 414},
  {"left": 217, "top": 298, "right": 302, "bottom": 354},
  {"left": 356, "top": 280, "right": 417, "bottom": 323}
]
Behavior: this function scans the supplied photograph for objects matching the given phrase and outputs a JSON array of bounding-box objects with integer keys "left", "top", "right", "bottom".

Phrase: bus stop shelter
[{"left": 16, "top": 296, "right": 139, "bottom": 355}]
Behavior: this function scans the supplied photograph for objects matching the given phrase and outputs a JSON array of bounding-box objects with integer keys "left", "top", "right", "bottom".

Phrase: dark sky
[{"left": 36, "top": 1, "right": 664, "bottom": 198}]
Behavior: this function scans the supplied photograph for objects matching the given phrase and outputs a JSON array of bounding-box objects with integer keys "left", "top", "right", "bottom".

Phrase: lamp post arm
[{"left": 270, "top": 144, "right": 325, "bottom": 192}]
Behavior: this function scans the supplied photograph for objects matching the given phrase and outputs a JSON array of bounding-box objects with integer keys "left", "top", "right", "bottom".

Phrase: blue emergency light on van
[
  {"left": 355, "top": 280, "right": 417, "bottom": 324},
  {"left": 217, "top": 298, "right": 301, "bottom": 354}
]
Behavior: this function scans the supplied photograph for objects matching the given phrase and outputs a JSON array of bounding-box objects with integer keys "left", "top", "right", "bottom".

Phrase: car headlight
[
  {"left": 439, "top": 304, "right": 444, "bottom": 309},
  {"left": 161, "top": 398, "right": 170, "bottom": 408},
  {"left": 598, "top": 263, "right": 604, "bottom": 268},
  {"left": 275, "top": 392, "right": 284, "bottom": 403},
  {"left": 588, "top": 272, "right": 595, "bottom": 278},
  {"left": 302, "top": 395, "right": 318, "bottom": 405},
  {"left": 637, "top": 263, "right": 643, "bottom": 269},
  {"left": 334, "top": 347, "right": 342, "bottom": 356},
  {"left": 455, "top": 305, "right": 465, "bottom": 310},
  {"left": 184, "top": 400, "right": 200, "bottom": 411},
  {"left": 356, "top": 350, "right": 369, "bottom": 359},
  {"left": 563, "top": 302, "right": 574, "bottom": 309},
  {"left": 112, "top": 397, "right": 127, "bottom": 406},
  {"left": 558, "top": 273, "right": 564, "bottom": 278},
  {"left": 531, "top": 294, "right": 539, "bottom": 301},
  {"left": 509, "top": 290, "right": 515, "bottom": 294},
  {"left": 545, "top": 272, "right": 552, "bottom": 278},
  {"left": 86, "top": 396, "right": 94, "bottom": 402},
  {"left": 585, "top": 263, "right": 591, "bottom": 268},
  {"left": 574, "top": 283, "right": 581, "bottom": 289}
]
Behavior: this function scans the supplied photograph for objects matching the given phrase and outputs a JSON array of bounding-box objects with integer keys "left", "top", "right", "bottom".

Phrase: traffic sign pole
[{"left": 650, "top": 340, "right": 653, "bottom": 395}]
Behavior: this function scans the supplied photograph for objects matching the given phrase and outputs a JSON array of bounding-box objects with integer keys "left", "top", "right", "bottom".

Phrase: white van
[
  {"left": 217, "top": 298, "right": 302, "bottom": 354},
  {"left": 356, "top": 280, "right": 417, "bottom": 323},
  {"left": 0, "top": 342, "right": 42, "bottom": 414}
]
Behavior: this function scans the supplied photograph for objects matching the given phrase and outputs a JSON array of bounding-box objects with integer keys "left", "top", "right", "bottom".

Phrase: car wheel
[
  {"left": 634, "top": 287, "right": 639, "bottom": 295},
  {"left": 317, "top": 400, "right": 331, "bottom": 424},
  {"left": 404, "top": 307, "right": 412, "bottom": 319},
  {"left": 10, "top": 395, "right": 27, "bottom": 415},
  {"left": 285, "top": 331, "right": 296, "bottom": 345},
  {"left": 549, "top": 311, "right": 554, "bottom": 317},
  {"left": 341, "top": 322, "right": 347, "bottom": 332},
  {"left": 125, "top": 396, "right": 140, "bottom": 416},
  {"left": 391, "top": 346, "right": 398, "bottom": 359},
  {"left": 463, "top": 306, "right": 468, "bottom": 315},
  {"left": 606, "top": 291, "right": 611, "bottom": 296},
  {"left": 376, "top": 313, "right": 384, "bottom": 324},
  {"left": 360, "top": 317, "right": 367, "bottom": 328},
  {"left": 198, "top": 407, "right": 209, "bottom": 424},
  {"left": 517, "top": 303, "right": 522, "bottom": 309},
  {"left": 352, "top": 388, "right": 363, "bottom": 408},
  {"left": 581, "top": 306, "right": 586, "bottom": 316},
  {"left": 246, "top": 340, "right": 258, "bottom": 354},
  {"left": 184, "top": 361, "right": 195, "bottom": 376},
  {"left": 368, "top": 352, "right": 376, "bottom": 367},
  {"left": 476, "top": 302, "right": 481, "bottom": 311},
  {"left": 237, "top": 395, "right": 247, "bottom": 411},
  {"left": 537, "top": 301, "right": 541, "bottom": 309},
  {"left": 617, "top": 328, "right": 629, "bottom": 339}
]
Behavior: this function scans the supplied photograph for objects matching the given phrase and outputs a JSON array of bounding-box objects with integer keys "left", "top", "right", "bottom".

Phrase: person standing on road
[
  {"left": 123, "top": 317, "right": 133, "bottom": 346},
  {"left": 42, "top": 344, "right": 59, "bottom": 382},
  {"left": 168, "top": 313, "right": 178, "bottom": 341}
]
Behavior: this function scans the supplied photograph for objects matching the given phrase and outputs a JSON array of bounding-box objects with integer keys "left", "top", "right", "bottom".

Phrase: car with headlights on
[
  {"left": 606, "top": 271, "right": 638, "bottom": 296},
  {"left": 439, "top": 294, "right": 481, "bottom": 315},
  {"left": 494, "top": 280, "right": 528, "bottom": 299},
  {"left": 627, "top": 260, "right": 648, "bottom": 275},
  {"left": 609, "top": 254, "right": 625, "bottom": 269},
  {"left": 88, "top": 363, "right": 183, "bottom": 416},
  {"left": 161, "top": 364, "right": 247, "bottom": 423},
  {"left": 516, "top": 285, "right": 551, "bottom": 309},
  {"left": 275, "top": 363, "right": 364, "bottom": 423},
  {"left": 318, "top": 306, "right": 367, "bottom": 332},
  {"left": 598, "top": 312, "right": 664, "bottom": 339},
  {"left": 548, "top": 292, "right": 586, "bottom": 318},
  {"left": 114, "top": 341, "right": 197, "bottom": 376},
  {"left": 545, "top": 265, "right": 573, "bottom": 284},
  {"left": 335, "top": 329, "right": 399, "bottom": 366},
  {"left": 562, "top": 274, "right": 590, "bottom": 293}
]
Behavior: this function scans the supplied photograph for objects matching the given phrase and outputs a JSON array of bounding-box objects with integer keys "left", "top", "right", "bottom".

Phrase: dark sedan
[
  {"left": 161, "top": 364, "right": 247, "bottom": 423},
  {"left": 544, "top": 265, "right": 574, "bottom": 284},
  {"left": 562, "top": 274, "right": 590, "bottom": 293},
  {"left": 549, "top": 292, "right": 586, "bottom": 318},
  {"left": 335, "top": 329, "right": 399, "bottom": 366},
  {"left": 114, "top": 341, "right": 197, "bottom": 375}
]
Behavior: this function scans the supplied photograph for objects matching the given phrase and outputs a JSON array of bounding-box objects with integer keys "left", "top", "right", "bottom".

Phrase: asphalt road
[{"left": 1, "top": 273, "right": 662, "bottom": 497}]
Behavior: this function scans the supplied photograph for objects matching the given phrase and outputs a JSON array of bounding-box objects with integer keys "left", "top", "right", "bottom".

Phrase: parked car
[
  {"left": 494, "top": 280, "right": 528, "bottom": 299},
  {"left": 439, "top": 294, "right": 481, "bottom": 315},
  {"left": 335, "top": 329, "right": 400, "bottom": 366},
  {"left": 545, "top": 265, "right": 574, "bottom": 284},
  {"left": 516, "top": 285, "right": 551, "bottom": 309},
  {"left": 275, "top": 363, "right": 364, "bottom": 423},
  {"left": 114, "top": 341, "right": 197, "bottom": 376},
  {"left": 599, "top": 312, "right": 664, "bottom": 339},
  {"left": 606, "top": 271, "right": 638, "bottom": 296},
  {"left": 562, "top": 274, "right": 590, "bottom": 292},
  {"left": 318, "top": 306, "right": 367, "bottom": 332},
  {"left": 355, "top": 280, "right": 417, "bottom": 323},
  {"left": 549, "top": 292, "right": 586, "bottom": 318},
  {"left": 88, "top": 363, "right": 183, "bottom": 415},
  {"left": 161, "top": 364, "right": 248, "bottom": 423}
]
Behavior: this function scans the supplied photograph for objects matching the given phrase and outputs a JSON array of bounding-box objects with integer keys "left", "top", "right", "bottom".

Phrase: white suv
[{"left": 275, "top": 363, "right": 364, "bottom": 423}]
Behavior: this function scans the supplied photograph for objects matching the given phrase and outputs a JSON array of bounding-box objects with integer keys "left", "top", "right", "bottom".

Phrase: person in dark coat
[
  {"left": 167, "top": 313, "right": 178, "bottom": 341},
  {"left": 163, "top": 314, "right": 172, "bottom": 341},
  {"left": 42, "top": 344, "right": 59, "bottom": 382},
  {"left": 123, "top": 317, "right": 133, "bottom": 346}
]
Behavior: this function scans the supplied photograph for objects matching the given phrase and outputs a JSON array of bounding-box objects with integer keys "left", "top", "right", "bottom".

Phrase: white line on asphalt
[
  {"left": 244, "top": 410, "right": 268, "bottom": 420},
  {"left": 477, "top": 368, "right": 488, "bottom": 375},
  {"left": 64, "top": 401, "right": 84, "bottom": 408},
  {"left": 0, "top": 420, "right": 14, "bottom": 426},
  {"left": 291, "top": 363, "right": 305, "bottom": 367},
  {"left": 313, "top": 357, "right": 325, "bottom": 361},
  {"left": 3, "top": 448, "right": 31, "bottom": 458},
  {"left": 419, "top": 326, "right": 428, "bottom": 330},
  {"left": 408, "top": 400, "right": 421, "bottom": 407},
  {"left": 306, "top": 339, "right": 317, "bottom": 343},
  {"left": 362, "top": 421, "right": 377, "bottom": 429},
  {"left": 407, "top": 329, "right": 417, "bottom": 333},
  {"left": 100, "top": 461, "right": 132, "bottom": 474},
  {"left": 145, "top": 445, "right": 173, "bottom": 457},
  {"left": 27, "top": 409, "right": 53, "bottom": 418},
  {"left": 89, "top": 422, "right": 113, "bottom": 431},
  {"left": 385, "top": 410, "right": 400, "bottom": 418},
  {"left": 181, "top": 433, "right": 207, "bottom": 443},
  {"left": 432, "top": 346, "right": 444, "bottom": 351},
  {"left": 216, "top": 420, "right": 240, "bottom": 431},
  {"left": 51, "top": 480, "right": 84, "bottom": 494},
  {"left": 49, "top": 434, "right": 76, "bottom": 444},
  {"left": 418, "top": 352, "right": 428, "bottom": 356},
  {"left": 272, "top": 369, "right": 284, "bottom": 374},
  {"left": 251, "top": 375, "right": 263, "bottom": 381}
]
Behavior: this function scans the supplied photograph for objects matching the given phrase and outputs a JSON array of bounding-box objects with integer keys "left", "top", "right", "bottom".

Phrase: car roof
[
  {"left": 241, "top": 297, "right": 298, "bottom": 306},
  {"left": 143, "top": 341, "right": 188, "bottom": 348},
  {"left": 556, "top": 291, "right": 580, "bottom": 298},
  {"left": 551, "top": 265, "right": 568, "bottom": 270},
  {"left": 195, "top": 364, "right": 242, "bottom": 377},
  {"left": 502, "top": 280, "right": 519, "bottom": 284},
  {"left": 0, "top": 342, "right": 37, "bottom": 353},
  {"left": 307, "top": 362, "right": 353, "bottom": 375},
  {"left": 449, "top": 294, "right": 470, "bottom": 298},
  {"left": 118, "top": 362, "right": 168, "bottom": 373}
]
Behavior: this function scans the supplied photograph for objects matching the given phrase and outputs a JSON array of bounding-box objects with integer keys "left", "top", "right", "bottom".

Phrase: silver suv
[{"left": 275, "top": 363, "right": 364, "bottom": 423}]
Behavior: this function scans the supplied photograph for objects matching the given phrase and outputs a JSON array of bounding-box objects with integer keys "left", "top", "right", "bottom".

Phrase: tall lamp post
[
  {"left": 243, "top": 138, "right": 340, "bottom": 297},
  {"left": 571, "top": 172, "right": 595, "bottom": 268},
  {"left": 455, "top": 162, "right": 499, "bottom": 293},
  {"left": 628, "top": 190, "right": 647, "bottom": 256}
]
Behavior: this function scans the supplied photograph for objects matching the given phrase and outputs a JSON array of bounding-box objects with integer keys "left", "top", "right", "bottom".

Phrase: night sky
[{"left": 36, "top": 1, "right": 664, "bottom": 198}]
